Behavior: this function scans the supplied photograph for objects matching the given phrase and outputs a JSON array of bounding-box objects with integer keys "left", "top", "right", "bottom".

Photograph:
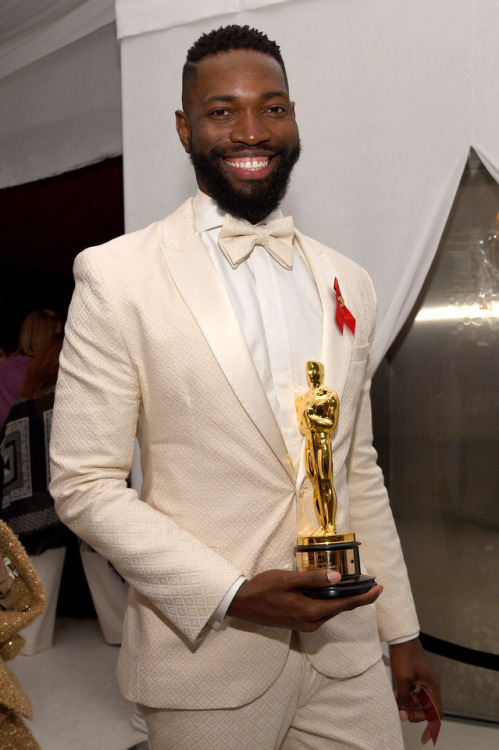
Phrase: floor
[
  {"left": 401, "top": 716, "right": 498, "bottom": 750},
  {"left": 9, "top": 617, "right": 499, "bottom": 750},
  {"left": 9, "top": 617, "right": 145, "bottom": 750}
]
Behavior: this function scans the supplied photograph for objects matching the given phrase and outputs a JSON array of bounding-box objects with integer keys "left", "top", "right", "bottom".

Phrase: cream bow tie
[{"left": 218, "top": 214, "right": 295, "bottom": 269}]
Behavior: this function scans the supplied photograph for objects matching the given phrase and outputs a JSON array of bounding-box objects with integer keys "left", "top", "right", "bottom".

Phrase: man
[{"left": 50, "top": 25, "right": 441, "bottom": 749}]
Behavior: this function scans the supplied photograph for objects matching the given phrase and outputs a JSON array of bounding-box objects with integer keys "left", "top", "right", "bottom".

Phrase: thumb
[
  {"left": 296, "top": 570, "right": 342, "bottom": 589},
  {"left": 394, "top": 684, "right": 411, "bottom": 722}
]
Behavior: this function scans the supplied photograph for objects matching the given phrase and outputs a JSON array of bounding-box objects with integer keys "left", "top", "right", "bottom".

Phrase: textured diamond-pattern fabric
[
  {"left": 282, "top": 656, "right": 404, "bottom": 750},
  {"left": 218, "top": 213, "right": 295, "bottom": 268},
  {"left": 140, "top": 651, "right": 403, "bottom": 750},
  {"left": 49, "top": 198, "right": 419, "bottom": 710}
]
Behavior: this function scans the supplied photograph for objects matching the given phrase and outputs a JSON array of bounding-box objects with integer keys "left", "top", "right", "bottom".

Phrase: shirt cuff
[
  {"left": 387, "top": 632, "right": 420, "bottom": 646},
  {"left": 208, "top": 576, "right": 247, "bottom": 631}
]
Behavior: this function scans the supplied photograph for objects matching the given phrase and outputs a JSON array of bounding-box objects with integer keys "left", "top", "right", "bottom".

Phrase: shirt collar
[{"left": 193, "top": 190, "right": 284, "bottom": 234}]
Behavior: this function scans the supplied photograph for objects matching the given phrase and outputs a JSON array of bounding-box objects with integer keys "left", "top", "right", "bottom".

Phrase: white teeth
[{"left": 226, "top": 158, "right": 269, "bottom": 171}]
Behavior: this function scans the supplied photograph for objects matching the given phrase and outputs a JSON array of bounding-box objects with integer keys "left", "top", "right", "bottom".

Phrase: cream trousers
[{"left": 140, "top": 635, "right": 404, "bottom": 750}]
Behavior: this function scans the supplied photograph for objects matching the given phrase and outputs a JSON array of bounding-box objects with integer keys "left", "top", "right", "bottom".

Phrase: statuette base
[
  {"left": 301, "top": 574, "right": 376, "bottom": 599},
  {"left": 295, "top": 538, "right": 376, "bottom": 598}
]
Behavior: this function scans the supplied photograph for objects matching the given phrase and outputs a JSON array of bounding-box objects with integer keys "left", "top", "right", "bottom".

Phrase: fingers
[
  {"left": 291, "top": 570, "right": 342, "bottom": 589},
  {"left": 227, "top": 569, "right": 382, "bottom": 632},
  {"left": 288, "top": 570, "right": 383, "bottom": 614},
  {"left": 342, "top": 584, "right": 382, "bottom": 606},
  {"left": 394, "top": 681, "right": 417, "bottom": 725},
  {"left": 395, "top": 682, "right": 440, "bottom": 731},
  {"left": 390, "top": 638, "right": 443, "bottom": 729},
  {"left": 395, "top": 686, "right": 427, "bottom": 724},
  {"left": 305, "top": 584, "right": 383, "bottom": 627},
  {"left": 287, "top": 572, "right": 383, "bottom": 628}
]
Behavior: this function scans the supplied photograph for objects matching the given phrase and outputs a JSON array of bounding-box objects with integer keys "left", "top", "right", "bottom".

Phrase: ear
[{"left": 175, "top": 110, "right": 191, "bottom": 153}]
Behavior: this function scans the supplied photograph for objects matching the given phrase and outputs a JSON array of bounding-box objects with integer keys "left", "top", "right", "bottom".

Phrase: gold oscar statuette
[{"left": 295, "top": 361, "right": 376, "bottom": 598}]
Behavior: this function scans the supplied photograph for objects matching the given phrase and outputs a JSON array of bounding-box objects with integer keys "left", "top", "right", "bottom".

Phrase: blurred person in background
[
  {"left": 0, "top": 309, "right": 62, "bottom": 431},
  {"left": 1, "top": 332, "right": 66, "bottom": 554},
  {"left": 2, "top": 331, "right": 128, "bottom": 652},
  {"left": 0, "top": 332, "right": 69, "bottom": 653}
]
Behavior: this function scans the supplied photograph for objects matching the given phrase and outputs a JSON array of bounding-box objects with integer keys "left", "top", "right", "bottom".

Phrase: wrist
[{"left": 389, "top": 636, "right": 422, "bottom": 652}]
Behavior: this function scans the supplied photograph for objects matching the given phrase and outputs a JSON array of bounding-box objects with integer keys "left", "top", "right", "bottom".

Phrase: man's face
[{"left": 176, "top": 48, "right": 300, "bottom": 224}]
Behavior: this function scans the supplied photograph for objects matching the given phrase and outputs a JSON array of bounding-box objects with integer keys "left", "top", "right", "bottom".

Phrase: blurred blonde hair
[
  {"left": 16, "top": 309, "right": 62, "bottom": 357},
  {"left": 15, "top": 310, "right": 62, "bottom": 357},
  {"left": 21, "top": 332, "right": 64, "bottom": 399}
]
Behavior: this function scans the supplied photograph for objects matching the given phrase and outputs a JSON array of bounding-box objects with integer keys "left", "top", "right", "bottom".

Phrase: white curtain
[
  {"left": 115, "top": 0, "right": 293, "bottom": 39},
  {"left": 0, "top": 0, "right": 121, "bottom": 188},
  {"left": 472, "top": 0, "right": 499, "bottom": 186},
  {"left": 2, "top": 0, "right": 498, "bottom": 367},
  {"left": 117, "top": 0, "right": 499, "bottom": 368}
]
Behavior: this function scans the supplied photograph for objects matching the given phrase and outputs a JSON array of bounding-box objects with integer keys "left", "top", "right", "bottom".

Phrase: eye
[
  {"left": 265, "top": 105, "right": 287, "bottom": 116},
  {"left": 210, "top": 108, "right": 233, "bottom": 118}
]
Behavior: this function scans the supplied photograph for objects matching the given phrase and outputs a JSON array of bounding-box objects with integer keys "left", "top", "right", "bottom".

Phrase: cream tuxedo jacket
[{"left": 50, "top": 198, "right": 419, "bottom": 709}]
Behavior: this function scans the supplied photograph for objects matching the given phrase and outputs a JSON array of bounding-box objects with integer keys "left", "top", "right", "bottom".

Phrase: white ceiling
[{"left": 0, "top": 0, "right": 86, "bottom": 45}]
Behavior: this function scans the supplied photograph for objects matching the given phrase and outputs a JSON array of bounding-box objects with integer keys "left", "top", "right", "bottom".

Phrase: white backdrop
[
  {"left": 0, "top": 0, "right": 121, "bottom": 188},
  {"left": 1, "top": 0, "right": 498, "bottom": 367},
  {"left": 117, "top": 0, "right": 499, "bottom": 368}
]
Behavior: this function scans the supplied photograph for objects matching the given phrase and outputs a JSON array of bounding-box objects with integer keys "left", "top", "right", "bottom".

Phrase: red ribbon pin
[{"left": 333, "top": 277, "right": 356, "bottom": 335}]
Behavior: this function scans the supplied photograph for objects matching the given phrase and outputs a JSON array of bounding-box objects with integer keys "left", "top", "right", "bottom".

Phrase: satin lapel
[
  {"left": 159, "top": 202, "right": 294, "bottom": 481},
  {"left": 294, "top": 231, "right": 354, "bottom": 492},
  {"left": 295, "top": 231, "right": 353, "bottom": 400}
]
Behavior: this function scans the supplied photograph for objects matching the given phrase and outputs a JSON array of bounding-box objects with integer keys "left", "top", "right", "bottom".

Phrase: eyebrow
[
  {"left": 261, "top": 90, "right": 289, "bottom": 100},
  {"left": 262, "top": 91, "right": 289, "bottom": 99},
  {"left": 203, "top": 90, "right": 289, "bottom": 105}
]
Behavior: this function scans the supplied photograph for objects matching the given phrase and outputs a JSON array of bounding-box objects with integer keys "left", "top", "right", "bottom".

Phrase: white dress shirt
[{"left": 194, "top": 190, "right": 323, "bottom": 466}]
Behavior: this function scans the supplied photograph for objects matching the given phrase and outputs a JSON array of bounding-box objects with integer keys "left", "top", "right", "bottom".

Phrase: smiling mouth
[{"left": 224, "top": 156, "right": 272, "bottom": 172}]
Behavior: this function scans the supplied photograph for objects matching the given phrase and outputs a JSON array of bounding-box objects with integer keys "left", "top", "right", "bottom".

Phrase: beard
[{"left": 189, "top": 141, "right": 301, "bottom": 223}]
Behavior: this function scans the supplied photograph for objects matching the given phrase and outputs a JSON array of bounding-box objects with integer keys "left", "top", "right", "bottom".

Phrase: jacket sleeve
[
  {"left": 345, "top": 277, "right": 420, "bottom": 643},
  {"left": 49, "top": 250, "right": 242, "bottom": 643}
]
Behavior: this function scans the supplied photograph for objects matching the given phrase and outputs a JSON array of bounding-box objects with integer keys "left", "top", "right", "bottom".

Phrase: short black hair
[{"left": 182, "top": 24, "right": 288, "bottom": 105}]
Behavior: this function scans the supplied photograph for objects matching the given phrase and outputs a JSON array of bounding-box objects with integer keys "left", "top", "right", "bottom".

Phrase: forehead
[{"left": 184, "top": 48, "right": 288, "bottom": 108}]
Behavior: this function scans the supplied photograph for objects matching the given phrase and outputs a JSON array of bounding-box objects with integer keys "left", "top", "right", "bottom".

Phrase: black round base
[{"left": 301, "top": 574, "right": 376, "bottom": 599}]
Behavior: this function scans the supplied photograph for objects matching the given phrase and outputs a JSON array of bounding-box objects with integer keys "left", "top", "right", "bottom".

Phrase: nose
[{"left": 230, "top": 110, "right": 271, "bottom": 145}]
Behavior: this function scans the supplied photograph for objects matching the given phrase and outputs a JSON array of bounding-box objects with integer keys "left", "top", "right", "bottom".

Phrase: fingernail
[
  {"left": 327, "top": 571, "right": 341, "bottom": 583},
  {"left": 399, "top": 710, "right": 409, "bottom": 722}
]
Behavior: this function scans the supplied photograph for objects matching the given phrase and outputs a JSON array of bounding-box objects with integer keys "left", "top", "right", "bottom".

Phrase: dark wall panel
[{"left": 1, "top": 157, "right": 124, "bottom": 353}]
